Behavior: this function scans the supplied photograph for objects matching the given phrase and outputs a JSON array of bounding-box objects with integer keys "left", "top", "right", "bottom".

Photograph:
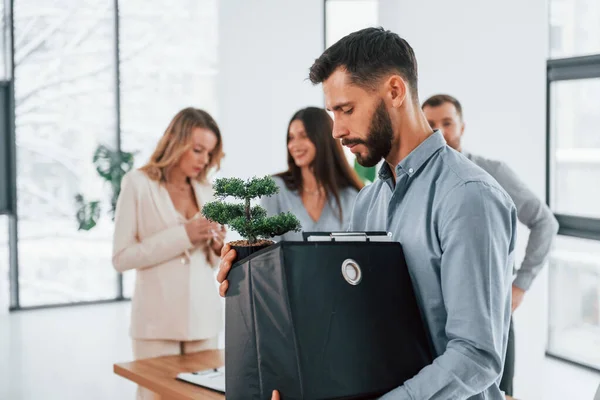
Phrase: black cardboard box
[{"left": 225, "top": 241, "right": 432, "bottom": 399}]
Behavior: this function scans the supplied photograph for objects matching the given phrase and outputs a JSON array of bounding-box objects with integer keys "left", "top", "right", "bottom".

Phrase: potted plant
[
  {"left": 75, "top": 144, "right": 135, "bottom": 230},
  {"left": 354, "top": 158, "right": 377, "bottom": 184},
  {"left": 202, "top": 175, "right": 301, "bottom": 262}
]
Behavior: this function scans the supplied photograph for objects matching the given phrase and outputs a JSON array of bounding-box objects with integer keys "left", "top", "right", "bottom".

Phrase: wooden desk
[{"left": 114, "top": 350, "right": 225, "bottom": 400}]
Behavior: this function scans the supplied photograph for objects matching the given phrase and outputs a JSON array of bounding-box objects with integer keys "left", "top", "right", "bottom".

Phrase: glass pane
[
  {"left": 14, "top": 1, "right": 118, "bottom": 306},
  {"left": 325, "top": 0, "right": 378, "bottom": 48},
  {"left": 119, "top": 0, "right": 219, "bottom": 168},
  {"left": 549, "top": 0, "right": 600, "bottom": 59},
  {"left": 550, "top": 78, "right": 600, "bottom": 219},
  {"left": 325, "top": 0, "right": 379, "bottom": 174},
  {"left": 0, "top": 0, "right": 8, "bottom": 79},
  {"left": 118, "top": 0, "right": 219, "bottom": 298},
  {"left": 548, "top": 235, "right": 600, "bottom": 370},
  {"left": 0, "top": 215, "right": 8, "bottom": 312}
]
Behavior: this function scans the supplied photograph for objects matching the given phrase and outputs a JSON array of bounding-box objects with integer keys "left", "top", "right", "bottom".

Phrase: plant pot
[{"left": 229, "top": 239, "right": 274, "bottom": 264}]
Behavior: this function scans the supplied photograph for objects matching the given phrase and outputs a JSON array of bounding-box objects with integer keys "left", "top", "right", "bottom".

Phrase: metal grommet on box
[{"left": 341, "top": 258, "right": 362, "bottom": 285}]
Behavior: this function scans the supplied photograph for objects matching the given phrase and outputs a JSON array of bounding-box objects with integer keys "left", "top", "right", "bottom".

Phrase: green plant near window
[
  {"left": 354, "top": 159, "right": 377, "bottom": 184},
  {"left": 75, "top": 145, "right": 135, "bottom": 231}
]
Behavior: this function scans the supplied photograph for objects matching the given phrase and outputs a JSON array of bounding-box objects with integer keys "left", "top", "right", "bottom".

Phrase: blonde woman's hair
[{"left": 140, "top": 107, "right": 224, "bottom": 183}]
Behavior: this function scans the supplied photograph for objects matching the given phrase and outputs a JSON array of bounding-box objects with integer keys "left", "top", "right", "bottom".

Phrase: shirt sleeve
[
  {"left": 342, "top": 187, "right": 360, "bottom": 231},
  {"left": 346, "top": 186, "right": 369, "bottom": 232},
  {"left": 380, "top": 181, "right": 517, "bottom": 400},
  {"left": 491, "top": 162, "right": 559, "bottom": 290}
]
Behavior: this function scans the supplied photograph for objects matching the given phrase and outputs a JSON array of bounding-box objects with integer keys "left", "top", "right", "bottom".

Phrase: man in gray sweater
[{"left": 422, "top": 94, "right": 559, "bottom": 398}]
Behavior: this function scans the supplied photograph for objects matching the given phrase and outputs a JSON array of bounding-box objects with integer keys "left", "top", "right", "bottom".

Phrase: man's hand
[
  {"left": 511, "top": 284, "right": 525, "bottom": 312},
  {"left": 271, "top": 390, "right": 280, "bottom": 399},
  {"left": 216, "top": 244, "right": 237, "bottom": 297}
]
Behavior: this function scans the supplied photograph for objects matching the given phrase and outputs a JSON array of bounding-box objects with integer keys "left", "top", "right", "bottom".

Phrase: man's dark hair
[
  {"left": 309, "top": 27, "right": 419, "bottom": 99},
  {"left": 422, "top": 94, "right": 463, "bottom": 120}
]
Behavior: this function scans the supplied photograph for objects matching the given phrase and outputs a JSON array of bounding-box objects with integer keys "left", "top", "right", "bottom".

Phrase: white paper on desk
[{"left": 176, "top": 366, "right": 225, "bottom": 393}]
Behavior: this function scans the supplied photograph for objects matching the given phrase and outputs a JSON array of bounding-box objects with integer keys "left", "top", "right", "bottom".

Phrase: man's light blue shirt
[{"left": 349, "top": 131, "right": 517, "bottom": 399}]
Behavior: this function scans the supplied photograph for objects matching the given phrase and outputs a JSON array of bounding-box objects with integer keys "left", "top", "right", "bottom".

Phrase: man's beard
[{"left": 342, "top": 100, "right": 393, "bottom": 168}]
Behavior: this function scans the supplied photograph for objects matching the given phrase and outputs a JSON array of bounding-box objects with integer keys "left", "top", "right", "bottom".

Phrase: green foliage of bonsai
[{"left": 202, "top": 176, "right": 301, "bottom": 245}]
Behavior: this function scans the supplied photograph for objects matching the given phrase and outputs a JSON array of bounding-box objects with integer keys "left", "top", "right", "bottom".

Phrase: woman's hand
[{"left": 184, "top": 217, "right": 218, "bottom": 246}]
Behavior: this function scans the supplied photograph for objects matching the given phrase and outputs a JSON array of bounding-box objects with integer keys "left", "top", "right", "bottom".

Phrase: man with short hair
[
  {"left": 218, "top": 27, "right": 517, "bottom": 399},
  {"left": 422, "top": 93, "right": 560, "bottom": 397}
]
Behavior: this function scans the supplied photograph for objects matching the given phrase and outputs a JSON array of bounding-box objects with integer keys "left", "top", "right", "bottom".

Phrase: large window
[
  {"left": 5, "top": 0, "right": 218, "bottom": 310},
  {"left": 118, "top": 0, "right": 218, "bottom": 298},
  {"left": 0, "top": 0, "right": 8, "bottom": 79},
  {"left": 14, "top": 0, "right": 118, "bottom": 307},
  {"left": 546, "top": 0, "right": 600, "bottom": 371},
  {"left": 325, "top": 0, "right": 379, "bottom": 183},
  {"left": 549, "top": 78, "right": 600, "bottom": 219},
  {"left": 119, "top": 0, "right": 219, "bottom": 167},
  {"left": 548, "top": 236, "right": 600, "bottom": 370},
  {"left": 549, "top": 0, "right": 600, "bottom": 59}
]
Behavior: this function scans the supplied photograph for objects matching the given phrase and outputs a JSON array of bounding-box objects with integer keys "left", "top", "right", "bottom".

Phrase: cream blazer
[{"left": 112, "top": 169, "right": 223, "bottom": 341}]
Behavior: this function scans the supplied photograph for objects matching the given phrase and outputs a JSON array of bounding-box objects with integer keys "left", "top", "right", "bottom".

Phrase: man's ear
[
  {"left": 387, "top": 75, "right": 407, "bottom": 108},
  {"left": 460, "top": 121, "right": 466, "bottom": 136}
]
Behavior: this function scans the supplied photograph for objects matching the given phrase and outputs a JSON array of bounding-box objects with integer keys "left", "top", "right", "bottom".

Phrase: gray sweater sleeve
[{"left": 487, "top": 161, "right": 559, "bottom": 290}]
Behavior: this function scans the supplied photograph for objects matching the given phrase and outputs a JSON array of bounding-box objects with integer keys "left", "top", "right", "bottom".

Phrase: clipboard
[
  {"left": 176, "top": 367, "right": 225, "bottom": 394},
  {"left": 302, "top": 231, "right": 393, "bottom": 242}
]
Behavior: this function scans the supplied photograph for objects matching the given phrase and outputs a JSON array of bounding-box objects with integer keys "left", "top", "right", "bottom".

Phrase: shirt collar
[{"left": 378, "top": 130, "right": 447, "bottom": 180}]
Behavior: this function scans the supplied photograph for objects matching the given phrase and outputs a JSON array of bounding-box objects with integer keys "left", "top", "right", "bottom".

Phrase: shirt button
[
  {"left": 408, "top": 168, "right": 414, "bottom": 174},
  {"left": 181, "top": 257, "right": 186, "bottom": 265}
]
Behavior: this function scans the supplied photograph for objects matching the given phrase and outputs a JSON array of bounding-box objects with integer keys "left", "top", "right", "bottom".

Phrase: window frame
[
  {"left": 6, "top": 0, "right": 125, "bottom": 311},
  {"left": 5, "top": 0, "right": 219, "bottom": 311},
  {"left": 545, "top": 54, "right": 600, "bottom": 241},
  {"left": 545, "top": 51, "right": 600, "bottom": 370}
]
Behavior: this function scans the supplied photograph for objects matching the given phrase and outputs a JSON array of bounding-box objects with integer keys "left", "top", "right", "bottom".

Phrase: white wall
[
  {"left": 379, "top": 1, "right": 600, "bottom": 399},
  {"left": 217, "top": 0, "right": 325, "bottom": 180}
]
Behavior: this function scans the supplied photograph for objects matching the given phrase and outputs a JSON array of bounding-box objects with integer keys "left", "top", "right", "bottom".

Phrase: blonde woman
[{"left": 112, "top": 107, "right": 226, "bottom": 400}]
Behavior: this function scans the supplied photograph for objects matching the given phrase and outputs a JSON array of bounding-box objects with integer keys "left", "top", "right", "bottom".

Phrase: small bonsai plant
[{"left": 202, "top": 175, "right": 301, "bottom": 261}]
